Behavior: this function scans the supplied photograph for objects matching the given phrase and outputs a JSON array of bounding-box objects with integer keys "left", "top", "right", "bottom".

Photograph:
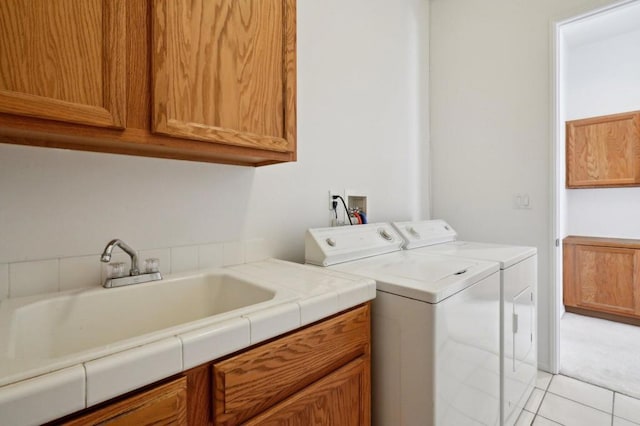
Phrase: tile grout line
[{"left": 544, "top": 388, "right": 614, "bottom": 416}]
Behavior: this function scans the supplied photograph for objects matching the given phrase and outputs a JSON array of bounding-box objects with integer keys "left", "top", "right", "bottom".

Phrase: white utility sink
[{"left": 2, "top": 271, "right": 277, "bottom": 360}]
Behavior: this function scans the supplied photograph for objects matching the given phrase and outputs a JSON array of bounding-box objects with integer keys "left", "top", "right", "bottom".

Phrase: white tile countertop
[{"left": 0, "top": 259, "right": 376, "bottom": 426}]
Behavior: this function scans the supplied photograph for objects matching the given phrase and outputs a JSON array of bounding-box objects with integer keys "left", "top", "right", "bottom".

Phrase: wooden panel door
[
  {"left": 152, "top": 0, "right": 296, "bottom": 153},
  {"left": 572, "top": 245, "right": 640, "bottom": 317},
  {"left": 213, "top": 304, "right": 370, "bottom": 425},
  {"left": 0, "top": 0, "right": 126, "bottom": 128},
  {"left": 62, "top": 377, "right": 187, "bottom": 425},
  {"left": 244, "top": 357, "right": 370, "bottom": 426},
  {"left": 566, "top": 111, "right": 640, "bottom": 188}
]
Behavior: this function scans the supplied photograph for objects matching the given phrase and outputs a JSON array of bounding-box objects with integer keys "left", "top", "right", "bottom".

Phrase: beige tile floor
[{"left": 516, "top": 371, "right": 640, "bottom": 426}]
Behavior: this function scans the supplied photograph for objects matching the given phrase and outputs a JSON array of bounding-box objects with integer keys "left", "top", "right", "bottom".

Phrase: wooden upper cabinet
[
  {"left": 0, "top": 0, "right": 126, "bottom": 129},
  {"left": 566, "top": 111, "right": 640, "bottom": 188},
  {"left": 152, "top": 0, "right": 296, "bottom": 153}
]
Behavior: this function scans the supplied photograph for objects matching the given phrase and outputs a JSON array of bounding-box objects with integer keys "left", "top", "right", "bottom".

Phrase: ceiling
[{"left": 563, "top": 0, "right": 640, "bottom": 47}]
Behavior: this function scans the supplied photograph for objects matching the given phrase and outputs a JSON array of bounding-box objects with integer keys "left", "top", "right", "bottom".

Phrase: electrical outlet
[{"left": 328, "top": 190, "right": 344, "bottom": 226}]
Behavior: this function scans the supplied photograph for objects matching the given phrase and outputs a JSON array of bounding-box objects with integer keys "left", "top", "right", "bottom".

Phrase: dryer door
[
  {"left": 503, "top": 255, "right": 537, "bottom": 426},
  {"left": 513, "top": 287, "right": 534, "bottom": 371}
]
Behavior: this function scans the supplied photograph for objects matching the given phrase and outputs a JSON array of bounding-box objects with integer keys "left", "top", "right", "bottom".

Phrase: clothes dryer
[
  {"left": 392, "top": 220, "right": 537, "bottom": 426},
  {"left": 306, "top": 223, "right": 502, "bottom": 425}
]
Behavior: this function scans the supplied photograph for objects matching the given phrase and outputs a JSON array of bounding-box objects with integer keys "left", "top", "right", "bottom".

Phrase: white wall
[
  {"left": 0, "top": 0, "right": 429, "bottom": 290},
  {"left": 429, "top": 0, "right": 618, "bottom": 370},
  {"left": 564, "top": 27, "right": 640, "bottom": 238}
]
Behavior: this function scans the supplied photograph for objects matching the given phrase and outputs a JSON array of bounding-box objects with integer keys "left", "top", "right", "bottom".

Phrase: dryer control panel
[{"left": 392, "top": 219, "right": 458, "bottom": 249}]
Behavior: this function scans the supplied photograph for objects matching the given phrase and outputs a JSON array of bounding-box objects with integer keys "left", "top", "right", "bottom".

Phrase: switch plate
[{"left": 513, "top": 193, "right": 532, "bottom": 209}]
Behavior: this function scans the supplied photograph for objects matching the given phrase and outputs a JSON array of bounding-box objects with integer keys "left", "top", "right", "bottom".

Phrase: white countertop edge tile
[
  {"left": 336, "top": 280, "right": 377, "bottom": 312},
  {"left": 298, "top": 291, "right": 341, "bottom": 326},
  {"left": 84, "top": 337, "right": 182, "bottom": 407},
  {"left": 243, "top": 302, "right": 301, "bottom": 344},
  {"left": 0, "top": 365, "right": 85, "bottom": 426},
  {"left": 180, "top": 317, "right": 251, "bottom": 370}
]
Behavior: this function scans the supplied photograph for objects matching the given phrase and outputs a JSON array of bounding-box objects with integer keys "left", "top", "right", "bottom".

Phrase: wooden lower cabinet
[
  {"left": 564, "top": 236, "right": 640, "bottom": 324},
  {"left": 245, "top": 357, "right": 368, "bottom": 426},
  {"left": 54, "top": 303, "right": 371, "bottom": 426},
  {"left": 61, "top": 377, "right": 187, "bottom": 425}
]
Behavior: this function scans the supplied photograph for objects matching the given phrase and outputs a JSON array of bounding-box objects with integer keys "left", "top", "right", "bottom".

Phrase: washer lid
[
  {"left": 305, "top": 223, "right": 403, "bottom": 266},
  {"left": 410, "top": 241, "right": 537, "bottom": 269},
  {"left": 392, "top": 220, "right": 457, "bottom": 249},
  {"left": 329, "top": 251, "right": 499, "bottom": 303}
]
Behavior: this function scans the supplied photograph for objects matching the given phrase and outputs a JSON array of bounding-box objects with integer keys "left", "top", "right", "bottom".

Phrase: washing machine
[
  {"left": 391, "top": 220, "right": 537, "bottom": 426},
  {"left": 305, "top": 223, "right": 502, "bottom": 425}
]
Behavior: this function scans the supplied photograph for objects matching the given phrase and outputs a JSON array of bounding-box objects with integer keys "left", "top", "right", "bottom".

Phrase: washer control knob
[
  {"left": 379, "top": 229, "right": 393, "bottom": 241},
  {"left": 326, "top": 238, "right": 336, "bottom": 247}
]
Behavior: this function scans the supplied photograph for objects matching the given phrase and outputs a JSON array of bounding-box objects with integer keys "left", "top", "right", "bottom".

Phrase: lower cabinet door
[
  {"left": 62, "top": 377, "right": 187, "bottom": 426},
  {"left": 244, "top": 357, "right": 370, "bottom": 426}
]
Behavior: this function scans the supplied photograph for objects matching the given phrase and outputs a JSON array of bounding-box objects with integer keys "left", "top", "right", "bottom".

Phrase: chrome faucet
[
  {"left": 100, "top": 239, "right": 162, "bottom": 288},
  {"left": 101, "top": 239, "right": 140, "bottom": 276}
]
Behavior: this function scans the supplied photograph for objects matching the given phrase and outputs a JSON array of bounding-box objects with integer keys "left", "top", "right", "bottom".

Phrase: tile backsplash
[{"left": 0, "top": 239, "right": 270, "bottom": 300}]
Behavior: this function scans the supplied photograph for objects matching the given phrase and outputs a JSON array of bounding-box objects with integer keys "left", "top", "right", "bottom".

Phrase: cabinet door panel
[
  {"left": 244, "top": 357, "right": 368, "bottom": 426},
  {"left": 574, "top": 245, "right": 639, "bottom": 315},
  {"left": 213, "top": 304, "right": 370, "bottom": 425},
  {"left": 62, "top": 377, "right": 187, "bottom": 426},
  {"left": 152, "top": 0, "right": 296, "bottom": 153},
  {"left": 0, "top": 0, "right": 126, "bottom": 128},
  {"left": 566, "top": 112, "right": 640, "bottom": 187}
]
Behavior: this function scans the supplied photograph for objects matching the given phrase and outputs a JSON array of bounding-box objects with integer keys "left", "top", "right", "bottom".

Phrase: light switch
[{"left": 513, "top": 193, "right": 532, "bottom": 209}]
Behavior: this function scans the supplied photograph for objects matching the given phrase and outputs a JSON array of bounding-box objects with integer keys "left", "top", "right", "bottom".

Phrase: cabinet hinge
[{"left": 555, "top": 238, "right": 560, "bottom": 247}]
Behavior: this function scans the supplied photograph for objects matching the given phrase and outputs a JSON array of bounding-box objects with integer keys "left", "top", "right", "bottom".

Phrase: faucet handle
[
  {"left": 107, "top": 262, "right": 127, "bottom": 279},
  {"left": 144, "top": 258, "right": 160, "bottom": 273}
]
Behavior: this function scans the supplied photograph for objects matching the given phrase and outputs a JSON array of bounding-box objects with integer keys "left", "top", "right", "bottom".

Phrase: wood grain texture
[
  {"left": 185, "top": 364, "right": 213, "bottom": 426},
  {"left": 0, "top": 0, "right": 296, "bottom": 166},
  {"left": 152, "top": 0, "right": 295, "bottom": 152},
  {"left": 0, "top": 113, "right": 294, "bottom": 166},
  {"left": 564, "top": 236, "right": 640, "bottom": 322},
  {"left": 62, "top": 376, "right": 187, "bottom": 425},
  {"left": 213, "top": 303, "right": 371, "bottom": 426},
  {"left": 566, "top": 111, "right": 640, "bottom": 188},
  {"left": 244, "top": 357, "right": 368, "bottom": 426},
  {"left": 563, "top": 242, "right": 576, "bottom": 307},
  {"left": 563, "top": 235, "right": 640, "bottom": 250},
  {"left": 0, "top": 0, "right": 126, "bottom": 128},
  {"left": 574, "top": 246, "right": 636, "bottom": 314}
]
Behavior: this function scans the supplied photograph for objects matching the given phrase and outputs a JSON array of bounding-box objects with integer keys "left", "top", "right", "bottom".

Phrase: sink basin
[{"left": 5, "top": 272, "right": 276, "bottom": 360}]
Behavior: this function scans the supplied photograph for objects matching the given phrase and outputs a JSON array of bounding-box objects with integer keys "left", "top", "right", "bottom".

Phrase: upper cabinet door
[
  {"left": 152, "top": 0, "right": 296, "bottom": 153},
  {"left": 566, "top": 111, "right": 640, "bottom": 188},
  {"left": 0, "top": 0, "right": 127, "bottom": 129}
]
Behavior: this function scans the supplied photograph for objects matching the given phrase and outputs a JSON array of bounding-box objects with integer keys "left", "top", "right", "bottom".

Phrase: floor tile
[
  {"left": 615, "top": 393, "right": 640, "bottom": 424},
  {"left": 515, "top": 409, "right": 535, "bottom": 425},
  {"left": 536, "top": 370, "right": 553, "bottom": 391},
  {"left": 525, "top": 388, "right": 545, "bottom": 413},
  {"left": 533, "top": 416, "right": 562, "bottom": 425},
  {"left": 538, "top": 392, "right": 611, "bottom": 426},
  {"left": 548, "top": 374, "right": 613, "bottom": 413},
  {"left": 613, "top": 416, "right": 640, "bottom": 426}
]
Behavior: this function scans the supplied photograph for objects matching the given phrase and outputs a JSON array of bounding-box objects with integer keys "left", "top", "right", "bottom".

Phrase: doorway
[{"left": 551, "top": 0, "right": 640, "bottom": 395}]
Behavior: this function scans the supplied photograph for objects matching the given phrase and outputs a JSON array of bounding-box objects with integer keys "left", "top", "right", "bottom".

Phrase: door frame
[{"left": 549, "top": 0, "right": 640, "bottom": 373}]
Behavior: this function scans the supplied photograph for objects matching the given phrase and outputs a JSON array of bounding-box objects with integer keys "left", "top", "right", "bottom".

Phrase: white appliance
[
  {"left": 305, "top": 223, "right": 502, "bottom": 425},
  {"left": 391, "top": 220, "right": 537, "bottom": 426}
]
